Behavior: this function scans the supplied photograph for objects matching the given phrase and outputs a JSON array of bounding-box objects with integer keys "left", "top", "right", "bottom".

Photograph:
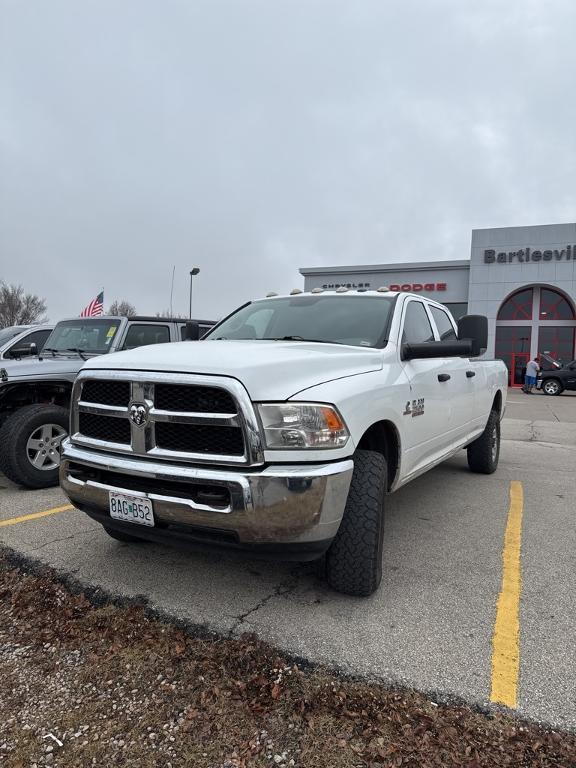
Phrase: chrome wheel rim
[
  {"left": 544, "top": 381, "right": 558, "bottom": 395},
  {"left": 26, "top": 423, "right": 67, "bottom": 471},
  {"left": 491, "top": 426, "right": 498, "bottom": 463}
]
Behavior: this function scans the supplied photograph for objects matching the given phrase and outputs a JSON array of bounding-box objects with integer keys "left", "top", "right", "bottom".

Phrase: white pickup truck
[{"left": 60, "top": 289, "right": 507, "bottom": 596}]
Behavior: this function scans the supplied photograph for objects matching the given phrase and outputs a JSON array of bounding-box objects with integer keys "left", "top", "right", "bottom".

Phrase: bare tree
[
  {"left": 0, "top": 282, "right": 47, "bottom": 327},
  {"left": 108, "top": 300, "right": 137, "bottom": 317}
]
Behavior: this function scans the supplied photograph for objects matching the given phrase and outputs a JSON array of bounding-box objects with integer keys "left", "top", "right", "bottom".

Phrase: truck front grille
[
  {"left": 78, "top": 412, "right": 131, "bottom": 444},
  {"left": 72, "top": 371, "right": 263, "bottom": 466},
  {"left": 155, "top": 422, "right": 244, "bottom": 455},
  {"left": 155, "top": 384, "right": 236, "bottom": 414},
  {"left": 82, "top": 380, "right": 131, "bottom": 407}
]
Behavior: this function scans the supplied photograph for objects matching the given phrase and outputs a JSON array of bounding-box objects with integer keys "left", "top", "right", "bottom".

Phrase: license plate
[
  {"left": 536, "top": 380, "right": 543, "bottom": 389},
  {"left": 109, "top": 492, "right": 154, "bottom": 527}
]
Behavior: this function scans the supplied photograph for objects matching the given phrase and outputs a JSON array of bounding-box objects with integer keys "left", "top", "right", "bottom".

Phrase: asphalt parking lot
[{"left": 1, "top": 389, "right": 575, "bottom": 731}]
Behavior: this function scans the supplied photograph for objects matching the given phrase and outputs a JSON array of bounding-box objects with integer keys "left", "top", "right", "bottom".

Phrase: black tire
[
  {"left": 0, "top": 404, "right": 69, "bottom": 489},
  {"left": 324, "top": 450, "right": 387, "bottom": 597},
  {"left": 542, "top": 378, "right": 562, "bottom": 396},
  {"left": 102, "top": 525, "right": 147, "bottom": 544},
  {"left": 467, "top": 409, "right": 500, "bottom": 474}
]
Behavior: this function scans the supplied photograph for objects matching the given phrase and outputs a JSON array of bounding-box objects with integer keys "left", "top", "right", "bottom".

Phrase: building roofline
[
  {"left": 471, "top": 222, "right": 576, "bottom": 234},
  {"left": 299, "top": 259, "right": 470, "bottom": 276}
]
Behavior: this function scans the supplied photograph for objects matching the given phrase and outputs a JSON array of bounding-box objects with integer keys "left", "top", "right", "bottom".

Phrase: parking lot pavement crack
[
  {"left": 19, "top": 529, "right": 97, "bottom": 555},
  {"left": 228, "top": 568, "right": 302, "bottom": 637}
]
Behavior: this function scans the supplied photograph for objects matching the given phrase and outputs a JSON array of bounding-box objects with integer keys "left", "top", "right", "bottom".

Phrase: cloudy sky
[{"left": 1, "top": 0, "right": 575, "bottom": 322}]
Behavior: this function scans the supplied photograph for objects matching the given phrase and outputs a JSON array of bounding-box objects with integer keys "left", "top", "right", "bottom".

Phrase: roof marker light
[
  {"left": 266, "top": 292, "right": 279, "bottom": 297},
  {"left": 311, "top": 287, "right": 324, "bottom": 294},
  {"left": 336, "top": 286, "right": 348, "bottom": 293},
  {"left": 376, "top": 286, "right": 390, "bottom": 292},
  {"left": 290, "top": 288, "right": 303, "bottom": 295}
]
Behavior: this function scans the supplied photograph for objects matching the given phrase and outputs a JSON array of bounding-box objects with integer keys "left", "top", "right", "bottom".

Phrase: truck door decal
[{"left": 403, "top": 398, "right": 425, "bottom": 417}]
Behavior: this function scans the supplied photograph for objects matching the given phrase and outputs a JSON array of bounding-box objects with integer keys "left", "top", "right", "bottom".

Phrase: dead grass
[{"left": 0, "top": 556, "right": 574, "bottom": 768}]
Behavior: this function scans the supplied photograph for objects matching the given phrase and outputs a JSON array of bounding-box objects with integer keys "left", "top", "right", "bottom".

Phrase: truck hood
[
  {"left": 0, "top": 356, "right": 83, "bottom": 380},
  {"left": 83, "top": 340, "right": 384, "bottom": 400}
]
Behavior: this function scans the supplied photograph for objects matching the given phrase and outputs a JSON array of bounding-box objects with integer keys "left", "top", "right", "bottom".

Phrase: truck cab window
[
  {"left": 401, "top": 301, "right": 434, "bottom": 344},
  {"left": 121, "top": 324, "right": 170, "bottom": 351},
  {"left": 429, "top": 306, "right": 457, "bottom": 341}
]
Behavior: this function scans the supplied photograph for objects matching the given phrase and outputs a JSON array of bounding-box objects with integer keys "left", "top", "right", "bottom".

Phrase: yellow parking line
[
  {"left": 0, "top": 504, "right": 74, "bottom": 528},
  {"left": 490, "top": 480, "right": 524, "bottom": 708}
]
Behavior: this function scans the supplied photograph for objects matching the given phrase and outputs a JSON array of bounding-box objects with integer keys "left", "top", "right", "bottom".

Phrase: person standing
[{"left": 523, "top": 357, "right": 540, "bottom": 394}]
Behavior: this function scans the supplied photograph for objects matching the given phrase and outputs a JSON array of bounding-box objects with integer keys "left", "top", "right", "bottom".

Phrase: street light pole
[{"left": 189, "top": 267, "right": 200, "bottom": 319}]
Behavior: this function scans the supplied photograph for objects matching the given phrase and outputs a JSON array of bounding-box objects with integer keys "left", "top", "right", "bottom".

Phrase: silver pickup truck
[{"left": 0, "top": 315, "right": 213, "bottom": 489}]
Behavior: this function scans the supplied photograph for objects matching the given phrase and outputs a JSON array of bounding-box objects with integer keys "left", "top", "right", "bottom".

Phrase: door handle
[
  {"left": 466, "top": 370, "right": 476, "bottom": 378},
  {"left": 437, "top": 373, "right": 451, "bottom": 382}
]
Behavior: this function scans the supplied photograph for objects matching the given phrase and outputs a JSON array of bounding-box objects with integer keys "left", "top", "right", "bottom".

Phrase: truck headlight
[{"left": 257, "top": 403, "right": 349, "bottom": 449}]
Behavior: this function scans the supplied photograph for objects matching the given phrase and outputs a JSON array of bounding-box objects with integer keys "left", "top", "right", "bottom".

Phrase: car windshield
[
  {"left": 204, "top": 295, "right": 394, "bottom": 348},
  {"left": 43, "top": 319, "right": 121, "bottom": 355},
  {"left": 0, "top": 327, "right": 27, "bottom": 346}
]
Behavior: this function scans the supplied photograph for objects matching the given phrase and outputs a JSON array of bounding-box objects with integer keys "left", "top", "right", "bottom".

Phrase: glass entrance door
[{"left": 511, "top": 353, "right": 529, "bottom": 387}]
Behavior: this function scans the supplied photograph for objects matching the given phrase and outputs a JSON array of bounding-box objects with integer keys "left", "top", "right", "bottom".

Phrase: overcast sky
[{"left": 1, "top": 0, "right": 576, "bottom": 322}]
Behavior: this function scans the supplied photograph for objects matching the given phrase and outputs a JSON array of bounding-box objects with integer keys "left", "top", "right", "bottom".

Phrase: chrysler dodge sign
[
  {"left": 321, "top": 282, "right": 447, "bottom": 291},
  {"left": 484, "top": 245, "right": 576, "bottom": 264}
]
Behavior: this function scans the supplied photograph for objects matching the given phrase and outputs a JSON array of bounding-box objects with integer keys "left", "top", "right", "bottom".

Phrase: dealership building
[{"left": 300, "top": 223, "right": 576, "bottom": 387}]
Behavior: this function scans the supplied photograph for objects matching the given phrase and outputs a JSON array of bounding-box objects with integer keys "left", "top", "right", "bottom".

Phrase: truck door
[
  {"left": 427, "top": 304, "right": 477, "bottom": 443},
  {"left": 398, "top": 298, "right": 453, "bottom": 478}
]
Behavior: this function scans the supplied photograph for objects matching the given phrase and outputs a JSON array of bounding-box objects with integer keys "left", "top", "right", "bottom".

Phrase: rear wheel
[
  {"left": 542, "top": 378, "right": 562, "bottom": 396},
  {"left": 467, "top": 409, "right": 500, "bottom": 474},
  {"left": 102, "top": 525, "right": 147, "bottom": 544},
  {"left": 324, "top": 449, "right": 387, "bottom": 597},
  {"left": 0, "top": 404, "right": 69, "bottom": 488}
]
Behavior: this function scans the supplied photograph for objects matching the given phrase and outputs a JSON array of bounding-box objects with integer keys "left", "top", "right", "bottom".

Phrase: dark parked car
[{"left": 537, "top": 354, "right": 576, "bottom": 395}]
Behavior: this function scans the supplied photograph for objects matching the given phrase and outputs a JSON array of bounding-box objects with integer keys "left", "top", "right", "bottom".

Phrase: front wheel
[
  {"left": 542, "top": 379, "right": 562, "bottom": 396},
  {"left": 324, "top": 449, "right": 387, "bottom": 597},
  {"left": 0, "top": 404, "right": 69, "bottom": 488},
  {"left": 467, "top": 410, "right": 500, "bottom": 474}
]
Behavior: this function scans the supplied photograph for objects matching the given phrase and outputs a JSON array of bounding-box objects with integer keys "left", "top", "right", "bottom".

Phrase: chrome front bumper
[{"left": 60, "top": 441, "right": 353, "bottom": 556}]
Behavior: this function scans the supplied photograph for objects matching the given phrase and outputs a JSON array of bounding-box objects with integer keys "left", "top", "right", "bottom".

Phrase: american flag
[{"left": 80, "top": 291, "right": 104, "bottom": 317}]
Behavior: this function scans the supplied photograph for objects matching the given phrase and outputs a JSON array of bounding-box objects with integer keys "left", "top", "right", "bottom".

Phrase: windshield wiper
[
  {"left": 41, "top": 347, "right": 59, "bottom": 357},
  {"left": 65, "top": 347, "right": 87, "bottom": 360},
  {"left": 270, "top": 336, "right": 343, "bottom": 345}
]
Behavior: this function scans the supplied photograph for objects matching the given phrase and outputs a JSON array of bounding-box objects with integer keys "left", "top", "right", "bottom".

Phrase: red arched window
[
  {"left": 539, "top": 288, "right": 575, "bottom": 320},
  {"left": 497, "top": 288, "right": 533, "bottom": 320}
]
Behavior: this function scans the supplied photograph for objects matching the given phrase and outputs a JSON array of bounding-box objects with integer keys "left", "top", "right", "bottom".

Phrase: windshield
[
  {"left": 204, "top": 296, "right": 394, "bottom": 348},
  {"left": 43, "top": 319, "right": 121, "bottom": 355},
  {"left": 0, "top": 327, "right": 27, "bottom": 346}
]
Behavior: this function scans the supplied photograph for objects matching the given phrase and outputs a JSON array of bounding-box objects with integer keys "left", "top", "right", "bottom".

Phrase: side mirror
[
  {"left": 402, "top": 339, "right": 474, "bottom": 360},
  {"left": 6, "top": 345, "right": 35, "bottom": 359},
  {"left": 457, "top": 315, "right": 488, "bottom": 357},
  {"left": 30, "top": 343, "right": 38, "bottom": 356},
  {"left": 183, "top": 321, "right": 200, "bottom": 341}
]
